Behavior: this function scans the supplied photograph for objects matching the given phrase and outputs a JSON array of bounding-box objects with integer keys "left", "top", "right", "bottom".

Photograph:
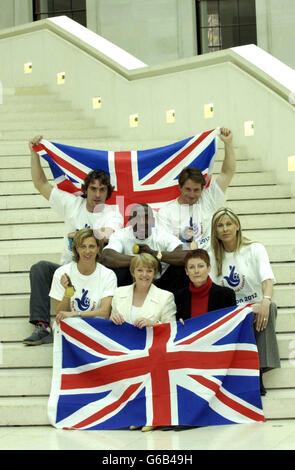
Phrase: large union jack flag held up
[{"left": 33, "top": 128, "right": 219, "bottom": 222}]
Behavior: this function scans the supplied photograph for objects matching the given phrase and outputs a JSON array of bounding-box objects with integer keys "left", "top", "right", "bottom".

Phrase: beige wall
[
  {"left": 0, "top": 22, "right": 294, "bottom": 193},
  {"left": 0, "top": 0, "right": 32, "bottom": 30},
  {"left": 256, "top": 0, "right": 295, "bottom": 70},
  {"left": 86, "top": 0, "right": 197, "bottom": 65}
]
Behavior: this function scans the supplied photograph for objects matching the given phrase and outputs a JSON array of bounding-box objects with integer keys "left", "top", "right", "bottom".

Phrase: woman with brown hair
[
  {"left": 175, "top": 248, "right": 236, "bottom": 322},
  {"left": 49, "top": 228, "right": 117, "bottom": 323}
]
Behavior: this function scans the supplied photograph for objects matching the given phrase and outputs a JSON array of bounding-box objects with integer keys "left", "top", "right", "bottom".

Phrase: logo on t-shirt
[
  {"left": 75, "top": 289, "right": 91, "bottom": 311},
  {"left": 222, "top": 265, "right": 245, "bottom": 292}
]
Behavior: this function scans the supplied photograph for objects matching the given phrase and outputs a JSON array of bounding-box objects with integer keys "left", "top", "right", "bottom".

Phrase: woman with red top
[{"left": 175, "top": 249, "right": 236, "bottom": 323}]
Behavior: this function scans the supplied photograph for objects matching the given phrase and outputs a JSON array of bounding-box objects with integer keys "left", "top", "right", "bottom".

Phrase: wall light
[
  {"left": 204, "top": 103, "right": 214, "bottom": 118},
  {"left": 24, "top": 62, "right": 32, "bottom": 74},
  {"left": 92, "top": 96, "right": 102, "bottom": 109},
  {"left": 129, "top": 113, "right": 138, "bottom": 128},
  {"left": 288, "top": 155, "right": 295, "bottom": 171},
  {"left": 166, "top": 109, "right": 175, "bottom": 123},
  {"left": 57, "top": 72, "right": 66, "bottom": 85},
  {"left": 244, "top": 120, "right": 254, "bottom": 136}
]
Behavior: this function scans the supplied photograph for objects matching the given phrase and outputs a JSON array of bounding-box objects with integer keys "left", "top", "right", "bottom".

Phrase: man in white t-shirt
[
  {"left": 102, "top": 203, "right": 188, "bottom": 293},
  {"left": 157, "top": 128, "right": 236, "bottom": 251},
  {"left": 23, "top": 136, "right": 123, "bottom": 346}
]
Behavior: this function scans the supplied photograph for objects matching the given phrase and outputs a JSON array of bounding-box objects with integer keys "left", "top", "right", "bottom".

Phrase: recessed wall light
[
  {"left": 204, "top": 103, "right": 214, "bottom": 118},
  {"left": 92, "top": 96, "right": 102, "bottom": 109},
  {"left": 166, "top": 109, "right": 175, "bottom": 123},
  {"left": 288, "top": 155, "right": 295, "bottom": 171},
  {"left": 129, "top": 113, "right": 138, "bottom": 128},
  {"left": 24, "top": 62, "right": 32, "bottom": 74},
  {"left": 57, "top": 72, "right": 66, "bottom": 84},
  {"left": 244, "top": 120, "right": 254, "bottom": 136}
]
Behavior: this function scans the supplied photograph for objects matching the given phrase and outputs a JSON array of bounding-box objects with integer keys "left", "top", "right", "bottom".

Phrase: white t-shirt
[
  {"left": 157, "top": 180, "right": 226, "bottom": 251},
  {"left": 49, "top": 262, "right": 117, "bottom": 313},
  {"left": 49, "top": 187, "right": 123, "bottom": 265},
  {"left": 105, "top": 225, "right": 182, "bottom": 277},
  {"left": 209, "top": 243, "right": 275, "bottom": 306}
]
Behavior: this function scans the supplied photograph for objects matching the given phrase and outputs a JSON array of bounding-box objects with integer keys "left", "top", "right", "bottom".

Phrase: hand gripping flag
[
  {"left": 48, "top": 304, "right": 265, "bottom": 430},
  {"left": 33, "top": 128, "right": 219, "bottom": 222}
]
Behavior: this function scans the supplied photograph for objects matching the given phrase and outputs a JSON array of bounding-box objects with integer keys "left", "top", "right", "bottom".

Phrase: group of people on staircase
[{"left": 23, "top": 128, "right": 280, "bottom": 430}]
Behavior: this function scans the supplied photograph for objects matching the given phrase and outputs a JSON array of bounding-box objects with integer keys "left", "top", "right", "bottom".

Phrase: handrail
[{"left": 0, "top": 17, "right": 294, "bottom": 104}]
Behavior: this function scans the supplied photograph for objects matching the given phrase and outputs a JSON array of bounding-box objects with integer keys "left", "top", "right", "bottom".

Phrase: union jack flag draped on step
[
  {"left": 48, "top": 305, "right": 265, "bottom": 429},
  {"left": 33, "top": 128, "right": 219, "bottom": 221}
]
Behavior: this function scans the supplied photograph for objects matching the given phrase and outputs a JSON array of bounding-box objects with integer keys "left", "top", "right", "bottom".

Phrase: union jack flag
[
  {"left": 33, "top": 128, "right": 218, "bottom": 222},
  {"left": 48, "top": 304, "right": 265, "bottom": 430}
]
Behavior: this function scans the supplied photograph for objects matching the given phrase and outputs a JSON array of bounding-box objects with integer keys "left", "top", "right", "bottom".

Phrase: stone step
[
  {"left": 0, "top": 184, "right": 290, "bottom": 204},
  {"left": 0, "top": 360, "right": 292, "bottom": 398},
  {"left": 0, "top": 142, "right": 247, "bottom": 159},
  {"left": 0, "top": 397, "right": 51, "bottom": 426},
  {"left": 1, "top": 182, "right": 289, "bottom": 200},
  {"left": 0, "top": 208, "right": 62, "bottom": 224},
  {"left": 0, "top": 249, "right": 61, "bottom": 272},
  {"left": 262, "top": 390, "right": 295, "bottom": 419},
  {"left": 0, "top": 389, "right": 294, "bottom": 425},
  {"left": 0, "top": 128, "right": 112, "bottom": 141},
  {"left": 1, "top": 194, "right": 294, "bottom": 216},
  {"left": 1, "top": 218, "right": 295, "bottom": 243},
  {"left": 1, "top": 200, "right": 294, "bottom": 226},
  {"left": 0, "top": 311, "right": 294, "bottom": 341},
  {"left": 0, "top": 155, "right": 260, "bottom": 172},
  {"left": 276, "top": 309, "right": 295, "bottom": 332},
  {"left": 0, "top": 263, "right": 293, "bottom": 295},
  {"left": 0, "top": 119, "right": 95, "bottom": 132},
  {"left": 2, "top": 94, "right": 70, "bottom": 104},
  {"left": 0, "top": 288, "right": 293, "bottom": 318},
  {"left": 0, "top": 165, "right": 268, "bottom": 182},
  {"left": 0, "top": 343, "right": 53, "bottom": 368},
  {"left": 0, "top": 167, "right": 52, "bottom": 182},
  {"left": 0, "top": 368, "right": 52, "bottom": 396},
  {"left": 2, "top": 86, "right": 52, "bottom": 96},
  {"left": 1, "top": 333, "right": 293, "bottom": 368},
  {"left": 0, "top": 222, "right": 64, "bottom": 240},
  {"left": 0, "top": 110, "right": 86, "bottom": 123},
  {"left": 0, "top": 238, "right": 293, "bottom": 274},
  {"left": 0, "top": 102, "right": 75, "bottom": 115}
]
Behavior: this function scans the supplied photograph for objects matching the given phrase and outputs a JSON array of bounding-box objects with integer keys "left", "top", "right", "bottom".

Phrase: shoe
[
  {"left": 141, "top": 426, "right": 155, "bottom": 432},
  {"left": 129, "top": 426, "right": 141, "bottom": 430},
  {"left": 174, "top": 425, "right": 197, "bottom": 431},
  {"left": 23, "top": 323, "right": 53, "bottom": 346}
]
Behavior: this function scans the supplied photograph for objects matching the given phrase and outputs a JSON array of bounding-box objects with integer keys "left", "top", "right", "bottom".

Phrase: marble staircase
[{"left": 0, "top": 87, "right": 295, "bottom": 425}]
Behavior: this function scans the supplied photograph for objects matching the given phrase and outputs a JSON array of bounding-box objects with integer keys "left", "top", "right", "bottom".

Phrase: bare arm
[
  {"left": 55, "top": 296, "right": 113, "bottom": 323},
  {"left": 101, "top": 248, "right": 133, "bottom": 268},
  {"left": 29, "top": 135, "right": 53, "bottom": 200},
  {"left": 252, "top": 279, "right": 274, "bottom": 332},
  {"left": 215, "top": 128, "right": 236, "bottom": 193},
  {"left": 139, "top": 244, "right": 187, "bottom": 266}
]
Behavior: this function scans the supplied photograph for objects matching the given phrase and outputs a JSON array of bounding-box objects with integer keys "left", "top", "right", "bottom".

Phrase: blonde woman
[
  {"left": 111, "top": 253, "right": 176, "bottom": 432},
  {"left": 111, "top": 253, "right": 176, "bottom": 329},
  {"left": 210, "top": 208, "right": 280, "bottom": 394}
]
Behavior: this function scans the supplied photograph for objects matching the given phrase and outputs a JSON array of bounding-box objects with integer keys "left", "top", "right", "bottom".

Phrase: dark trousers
[
  {"left": 29, "top": 260, "right": 60, "bottom": 325},
  {"left": 254, "top": 302, "right": 281, "bottom": 370},
  {"left": 110, "top": 265, "right": 188, "bottom": 296}
]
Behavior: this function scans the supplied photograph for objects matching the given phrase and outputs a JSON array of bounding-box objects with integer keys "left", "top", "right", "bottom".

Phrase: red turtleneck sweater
[{"left": 189, "top": 276, "right": 213, "bottom": 317}]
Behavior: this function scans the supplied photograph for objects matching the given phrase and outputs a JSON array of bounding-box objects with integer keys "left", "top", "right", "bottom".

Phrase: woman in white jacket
[
  {"left": 111, "top": 253, "right": 176, "bottom": 329},
  {"left": 110, "top": 253, "right": 176, "bottom": 432}
]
